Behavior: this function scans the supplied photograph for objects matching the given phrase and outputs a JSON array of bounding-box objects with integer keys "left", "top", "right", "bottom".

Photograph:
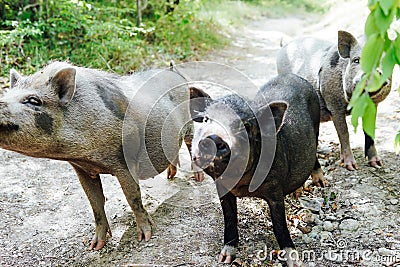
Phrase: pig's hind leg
[
  {"left": 116, "top": 169, "right": 154, "bottom": 242},
  {"left": 72, "top": 165, "right": 111, "bottom": 250},
  {"left": 311, "top": 157, "right": 327, "bottom": 187},
  {"left": 364, "top": 132, "right": 382, "bottom": 168},
  {"left": 167, "top": 157, "right": 179, "bottom": 179}
]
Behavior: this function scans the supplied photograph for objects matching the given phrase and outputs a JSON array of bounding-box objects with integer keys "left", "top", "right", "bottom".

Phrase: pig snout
[{"left": 194, "top": 134, "right": 231, "bottom": 169}]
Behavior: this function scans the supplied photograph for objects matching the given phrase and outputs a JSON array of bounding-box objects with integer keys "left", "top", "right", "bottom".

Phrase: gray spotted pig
[
  {"left": 0, "top": 61, "right": 193, "bottom": 250},
  {"left": 277, "top": 30, "right": 391, "bottom": 170}
]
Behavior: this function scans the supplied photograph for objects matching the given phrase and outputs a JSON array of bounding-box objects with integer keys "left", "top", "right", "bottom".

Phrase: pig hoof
[
  {"left": 89, "top": 226, "right": 112, "bottom": 250},
  {"left": 341, "top": 158, "right": 358, "bottom": 171},
  {"left": 291, "top": 187, "right": 303, "bottom": 199},
  {"left": 218, "top": 245, "right": 236, "bottom": 263},
  {"left": 137, "top": 214, "right": 155, "bottom": 242},
  {"left": 368, "top": 156, "right": 382, "bottom": 168},
  {"left": 283, "top": 248, "right": 304, "bottom": 267},
  {"left": 167, "top": 164, "right": 177, "bottom": 179},
  {"left": 311, "top": 168, "right": 327, "bottom": 187},
  {"left": 90, "top": 239, "right": 106, "bottom": 251},
  {"left": 193, "top": 170, "right": 205, "bottom": 182}
]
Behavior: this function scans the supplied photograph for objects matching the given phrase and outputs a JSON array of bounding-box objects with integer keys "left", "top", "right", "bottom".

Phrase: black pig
[{"left": 190, "top": 74, "right": 320, "bottom": 266}]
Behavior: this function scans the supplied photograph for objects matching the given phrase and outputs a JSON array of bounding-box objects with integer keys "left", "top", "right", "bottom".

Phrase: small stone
[
  {"left": 378, "top": 247, "right": 394, "bottom": 256},
  {"left": 339, "top": 219, "right": 359, "bottom": 232},
  {"left": 323, "top": 221, "right": 335, "bottom": 232},
  {"left": 318, "top": 144, "right": 331, "bottom": 154},
  {"left": 389, "top": 199, "right": 399, "bottom": 205},
  {"left": 314, "top": 218, "right": 323, "bottom": 225},
  {"left": 303, "top": 212, "right": 316, "bottom": 224},
  {"left": 302, "top": 234, "right": 313, "bottom": 244},
  {"left": 299, "top": 197, "right": 323, "bottom": 213}
]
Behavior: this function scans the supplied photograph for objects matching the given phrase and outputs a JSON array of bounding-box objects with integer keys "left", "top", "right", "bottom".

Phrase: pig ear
[
  {"left": 256, "top": 101, "right": 288, "bottom": 134},
  {"left": 189, "top": 86, "right": 212, "bottom": 122},
  {"left": 337, "top": 30, "right": 358, "bottom": 59},
  {"left": 10, "top": 69, "right": 22, "bottom": 89},
  {"left": 51, "top": 67, "right": 76, "bottom": 106}
]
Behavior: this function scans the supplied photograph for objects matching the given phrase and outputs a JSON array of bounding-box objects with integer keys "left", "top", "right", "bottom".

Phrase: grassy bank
[{"left": 0, "top": 0, "right": 329, "bottom": 78}]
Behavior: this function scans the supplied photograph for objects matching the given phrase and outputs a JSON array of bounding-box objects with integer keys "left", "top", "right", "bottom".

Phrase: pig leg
[
  {"left": 331, "top": 112, "right": 357, "bottom": 170},
  {"left": 116, "top": 170, "right": 154, "bottom": 242},
  {"left": 216, "top": 181, "right": 238, "bottom": 263},
  {"left": 72, "top": 165, "right": 111, "bottom": 250},
  {"left": 167, "top": 157, "right": 179, "bottom": 179},
  {"left": 311, "top": 157, "right": 327, "bottom": 187},
  {"left": 266, "top": 197, "right": 304, "bottom": 267},
  {"left": 364, "top": 132, "right": 382, "bottom": 167},
  {"left": 184, "top": 131, "right": 204, "bottom": 182}
]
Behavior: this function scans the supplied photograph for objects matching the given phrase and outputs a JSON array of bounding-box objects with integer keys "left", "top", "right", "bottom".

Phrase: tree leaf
[
  {"left": 361, "top": 33, "right": 384, "bottom": 72},
  {"left": 395, "top": 130, "right": 400, "bottom": 154},
  {"left": 380, "top": 0, "right": 394, "bottom": 16},
  {"left": 365, "top": 11, "right": 379, "bottom": 37},
  {"left": 348, "top": 75, "right": 367, "bottom": 109},
  {"left": 380, "top": 45, "right": 396, "bottom": 83},
  {"left": 350, "top": 93, "right": 369, "bottom": 130},
  {"left": 394, "top": 36, "right": 400, "bottom": 63},
  {"left": 367, "top": 69, "right": 384, "bottom": 93},
  {"left": 362, "top": 95, "right": 377, "bottom": 140},
  {"left": 368, "top": 0, "right": 379, "bottom": 10},
  {"left": 374, "top": 6, "right": 395, "bottom": 34}
]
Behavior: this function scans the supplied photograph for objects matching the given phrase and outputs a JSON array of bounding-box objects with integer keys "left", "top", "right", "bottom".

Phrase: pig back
[
  {"left": 255, "top": 74, "right": 320, "bottom": 193},
  {"left": 276, "top": 37, "right": 332, "bottom": 90}
]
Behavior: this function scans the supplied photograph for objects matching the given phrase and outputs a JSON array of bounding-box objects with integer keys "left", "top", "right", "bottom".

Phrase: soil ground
[{"left": 0, "top": 1, "right": 399, "bottom": 266}]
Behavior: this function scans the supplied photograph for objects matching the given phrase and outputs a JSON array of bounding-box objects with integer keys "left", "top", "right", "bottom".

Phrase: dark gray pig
[
  {"left": 190, "top": 74, "right": 320, "bottom": 266},
  {"left": 0, "top": 61, "right": 192, "bottom": 250},
  {"left": 277, "top": 30, "right": 391, "bottom": 170}
]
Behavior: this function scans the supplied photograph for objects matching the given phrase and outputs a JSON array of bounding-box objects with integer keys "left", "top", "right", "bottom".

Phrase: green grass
[{"left": 0, "top": 0, "right": 329, "bottom": 78}]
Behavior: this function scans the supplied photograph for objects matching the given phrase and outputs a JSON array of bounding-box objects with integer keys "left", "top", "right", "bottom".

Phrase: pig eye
[
  {"left": 23, "top": 96, "right": 42, "bottom": 107},
  {"left": 352, "top": 57, "right": 360, "bottom": 64}
]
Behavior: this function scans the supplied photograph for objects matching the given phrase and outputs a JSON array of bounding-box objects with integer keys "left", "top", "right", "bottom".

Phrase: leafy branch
[{"left": 349, "top": 0, "right": 400, "bottom": 153}]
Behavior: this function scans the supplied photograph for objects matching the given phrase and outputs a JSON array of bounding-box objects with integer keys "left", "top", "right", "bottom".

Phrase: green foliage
[
  {"left": 349, "top": 0, "right": 400, "bottom": 150},
  {"left": 0, "top": 0, "right": 225, "bottom": 76},
  {"left": 395, "top": 128, "right": 400, "bottom": 153}
]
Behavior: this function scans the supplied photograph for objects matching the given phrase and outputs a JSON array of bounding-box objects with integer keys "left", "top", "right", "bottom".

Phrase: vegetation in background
[
  {"left": 0, "top": 0, "right": 328, "bottom": 77},
  {"left": 0, "top": 0, "right": 225, "bottom": 75},
  {"left": 348, "top": 0, "right": 400, "bottom": 152}
]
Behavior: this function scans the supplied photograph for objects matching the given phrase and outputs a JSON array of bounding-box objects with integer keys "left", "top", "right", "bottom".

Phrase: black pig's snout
[
  {"left": 211, "top": 135, "right": 230, "bottom": 160},
  {"left": 204, "top": 134, "right": 230, "bottom": 160},
  {"left": 195, "top": 134, "right": 231, "bottom": 169},
  {"left": 199, "top": 137, "right": 217, "bottom": 162}
]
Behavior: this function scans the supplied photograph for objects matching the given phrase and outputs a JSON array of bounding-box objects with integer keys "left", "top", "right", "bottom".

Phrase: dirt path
[{"left": 1, "top": 1, "right": 399, "bottom": 266}]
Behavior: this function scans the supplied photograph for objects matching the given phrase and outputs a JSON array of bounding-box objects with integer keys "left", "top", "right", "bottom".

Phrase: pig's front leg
[
  {"left": 266, "top": 196, "right": 294, "bottom": 249},
  {"left": 364, "top": 132, "right": 382, "bottom": 167},
  {"left": 216, "top": 182, "right": 238, "bottom": 263},
  {"left": 184, "top": 134, "right": 204, "bottom": 182},
  {"left": 331, "top": 111, "right": 357, "bottom": 170},
  {"left": 266, "top": 196, "right": 304, "bottom": 267},
  {"left": 116, "top": 170, "right": 154, "bottom": 242},
  {"left": 72, "top": 164, "right": 111, "bottom": 250}
]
